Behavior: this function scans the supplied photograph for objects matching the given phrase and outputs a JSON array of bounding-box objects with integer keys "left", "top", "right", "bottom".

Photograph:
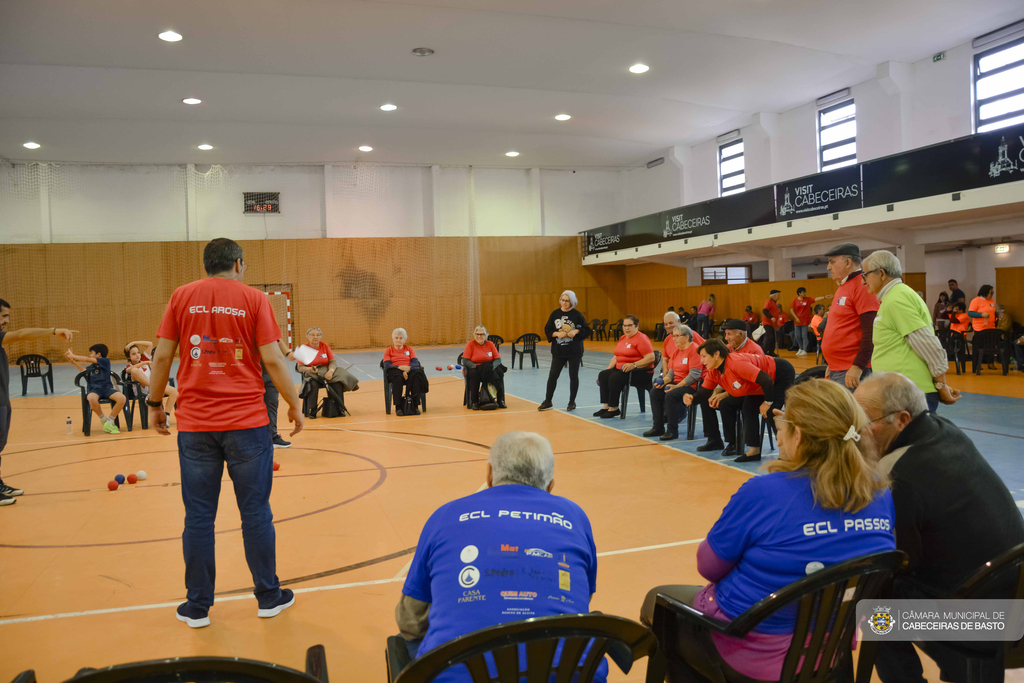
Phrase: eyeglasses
[
  {"left": 860, "top": 269, "right": 881, "bottom": 282},
  {"left": 869, "top": 411, "right": 899, "bottom": 424}
]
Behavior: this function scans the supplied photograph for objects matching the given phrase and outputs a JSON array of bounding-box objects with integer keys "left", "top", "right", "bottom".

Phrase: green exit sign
[{"left": 933, "top": 52, "right": 945, "bottom": 62}]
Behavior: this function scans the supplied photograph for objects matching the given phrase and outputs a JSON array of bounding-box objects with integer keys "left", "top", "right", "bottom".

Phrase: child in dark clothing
[{"left": 66, "top": 343, "right": 126, "bottom": 434}]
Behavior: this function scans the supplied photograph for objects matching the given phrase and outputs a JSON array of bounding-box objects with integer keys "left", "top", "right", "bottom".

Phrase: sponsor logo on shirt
[
  {"left": 458, "top": 511, "right": 491, "bottom": 521},
  {"left": 732, "top": 380, "right": 741, "bottom": 389},
  {"left": 460, "top": 545, "right": 479, "bottom": 563},
  {"left": 499, "top": 544, "right": 519, "bottom": 553},
  {"left": 459, "top": 566, "right": 480, "bottom": 588},
  {"left": 458, "top": 589, "right": 485, "bottom": 603},
  {"left": 190, "top": 347, "right": 201, "bottom": 359},
  {"left": 525, "top": 548, "right": 553, "bottom": 559},
  {"left": 188, "top": 305, "right": 247, "bottom": 317},
  {"left": 189, "top": 334, "right": 201, "bottom": 345},
  {"left": 559, "top": 569, "right": 571, "bottom": 591},
  {"left": 485, "top": 568, "right": 515, "bottom": 578},
  {"left": 547, "top": 594, "right": 575, "bottom": 605},
  {"left": 501, "top": 591, "right": 537, "bottom": 600},
  {"left": 235, "top": 348, "right": 243, "bottom": 359},
  {"left": 202, "top": 349, "right": 216, "bottom": 355},
  {"left": 625, "top": 343, "right": 631, "bottom": 348},
  {"left": 558, "top": 554, "right": 570, "bottom": 569},
  {"left": 801, "top": 517, "right": 890, "bottom": 536},
  {"left": 320, "top": 353, "right": 327, "bottom": 358},
  {"left": 496, "top": 510, "right": 573, "bottom": 529},
  {"left": 219, "top": 338, "right": 233, "bottom": 343}
]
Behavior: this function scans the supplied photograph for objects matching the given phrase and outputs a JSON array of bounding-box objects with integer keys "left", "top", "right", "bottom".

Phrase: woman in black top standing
[{"left": 539, "top": 291, "right": 591, "bottom": 412}]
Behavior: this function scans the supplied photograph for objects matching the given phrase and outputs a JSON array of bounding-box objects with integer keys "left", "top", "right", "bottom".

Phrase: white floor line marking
[
  {"left": 503, "top": 392, "right": 750, "bottom": 476},
  {"left": 318, "top": 427, "right": 486, "bottom": 456},
  {"left": 0, "top": 538, "right": 703, "bottom": 627}
]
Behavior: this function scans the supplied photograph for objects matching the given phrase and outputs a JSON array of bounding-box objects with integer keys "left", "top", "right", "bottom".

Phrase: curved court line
[{"left": 0, "top": 448, "right": 387, "bottom": 550}]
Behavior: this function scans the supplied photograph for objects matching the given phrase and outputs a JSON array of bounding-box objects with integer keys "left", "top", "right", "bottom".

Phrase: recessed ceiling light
[
  {"left": 158, "top": 30, "right": 183, "bottom": 42},
  {"left": 358, "top": 145, "right": 373, "bottom": 152},
  {"left": 505, "top": 151, "right": 520, "bottom": 157},
  {"left": 182, "top": 97, "right": 202, "bottom": 105},
  {"left": 411, "top": 47, "right": 435, "bottom": 57},
  {"left": 197, "top": 144, "right": 213, "bottom": 150},
  {"left": 23, "top": 142, "right": 41, "bottom": 149},
  {"left": 629, "top": 63, "right": 650, "bottom": 74},
  {"left": 555, "top": 114, "right": 571, "bottom": 121},
  {"left": 380, "top": 103, "right": 398, "bottom": 112}
]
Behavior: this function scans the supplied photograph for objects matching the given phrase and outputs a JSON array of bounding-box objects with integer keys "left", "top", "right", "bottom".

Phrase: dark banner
[
  {"left": 775, "top": 165, "right": 862, "bottom": 220},
  {"left": 584, "top": 211, "right": 662, "bottom": 255},
  {"left": 862, "top": 122, "right": 1024, "bottom": 207}
]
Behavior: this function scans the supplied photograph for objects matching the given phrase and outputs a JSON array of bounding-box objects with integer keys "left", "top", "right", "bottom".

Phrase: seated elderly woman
[
  {"left": 384, "top": 328, "right": 429, "bottom": 416},
  {"left": 296, "top": 327, "right": 358, "bottom": 416},
  {"left": 462, "top": 326, "right": 506, "bottom": 410},
  {"left": 641, "top": 378, "right": 895, "bottom": 681},
  {"left": 594, "top": 314, "right": 655, "bottom": 419}
]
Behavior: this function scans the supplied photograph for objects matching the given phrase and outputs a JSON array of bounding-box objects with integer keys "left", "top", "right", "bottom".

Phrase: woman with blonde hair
[{"left": 641, "top": 378, "right": 895, "bottom": 680}]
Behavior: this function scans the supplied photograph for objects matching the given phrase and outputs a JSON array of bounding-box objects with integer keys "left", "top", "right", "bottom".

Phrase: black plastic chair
[
  {"left": 386, "top": 613, "right": 659, "bottom": 683},
  {"left": 74, "top": 371, "right": 126, "bottom": 437},
  {"left": 936, "top": 329, "right": 966, "bottom": 375},
  {"left": 118, "top": 368, "right": 175, "bottom": 431},
  {"left": 380, "top": 360, "right": 426, "bottom": 415},
  {"left": 589, "top": 319, "right": 602, "bottom": 340},
  {"left": 511, "top": 334, "right": 542, "bottom": 370},
  {"left": 937, "top": 541, "right": 1024, "bottom": 683},
  {"left": 654, "top": 323, "right": 666, "bottom": 342},
  {"left": 11, "top": 644, "right": 330, "bottom": 683},
  {"left": 487, "top": 335, "right": 504, "bottom": 355},
  {"left": 971, "top": 329, "right": 1009, "bottom": 375},
  {"left": 647, "top": 550, "right": 906, "bottom": 683},
  {"left": 16, "top": 354, "right": 53, "bottom": 396},
  {"left": 619, "top": 351, "right": 661, "bottom": 419},
  {"left": 780, "top": 321, "right": 795, "bottom": 350},
  {"left": 610, "top": 319, "right": 624, "bottom": 340}
]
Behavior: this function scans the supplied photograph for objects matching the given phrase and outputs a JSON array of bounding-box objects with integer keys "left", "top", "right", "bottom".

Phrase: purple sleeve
[
  {"left": 852, "top": 311, "right": 876, "bottom": 370},
  {"left": 697, "top": 539, "right": 735, "bottom": 583}
]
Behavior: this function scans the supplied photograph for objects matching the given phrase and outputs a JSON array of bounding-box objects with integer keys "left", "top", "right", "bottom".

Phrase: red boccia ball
[
  {"left": 107, "top": 480, "right": 119, "bottom": 491},
  {"left": 273, "top": 461, "right": 280, "bottom": 471},
  {"left": 126, "top": 473, "right": 138, "bottom": 484},
  {"left": 435, "top": 366, "right": 442, "bottom": 371}
]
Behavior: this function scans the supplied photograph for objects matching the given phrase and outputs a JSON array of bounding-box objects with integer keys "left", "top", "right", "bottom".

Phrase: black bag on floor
[{"left": 402, "top": 393, "right": 420, "bottom": 415}]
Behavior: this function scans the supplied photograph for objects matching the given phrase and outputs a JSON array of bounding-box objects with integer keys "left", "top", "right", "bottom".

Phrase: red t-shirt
[
  {"left": 463, "top": 340, "right": 500, "bottom": 364},
  {"left": 810, "top": 315, "right": 824, "bottom": 339},
  {"left": 299, "top": 342, "right": 334, "bottom": 367},
  {"left": 668, "top": 341, "right": 704, "bottom": 386},
  {"left": 792, "top": 297, "right": 813, "bottom": 326},
  {"left": 702, "top": 352, "right": 777, "bottom": 397},
  {"left": 384, "top": 345, "right": 417, "bottom": 366},
  {"left": 614, "top": 332, "right": 654, "bottom": 370},
  {"left": 776, "top": 312, "right": 790, "bottom": 328},
  {"left": 728, "top": 336, "right": 765, "bottom": 356},
  {"left": 742, "top": 312, "right": 758, "bottom": 325},
  {"left": 156, "top": 278, "right": 280, "bottom": 432},
  {"left": 762, "top": 298, "right": 781, "bottom": 326},
  {"left": 950, "top": 312, "right": 970, "bottom": 334},
  {"left": 663, "top": 330, "right": 703, "bottom": 360},
  {"left": 820, "top": 273, "right": 879, "bottom": 371}
]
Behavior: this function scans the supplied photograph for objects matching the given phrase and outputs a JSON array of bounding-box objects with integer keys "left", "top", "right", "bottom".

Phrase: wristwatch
[
  {"left": 145, "top": 398, "right": 163, "bottom": 408},
  {"left": 933, "top": 382, "right": 947, "bottom": 391}
]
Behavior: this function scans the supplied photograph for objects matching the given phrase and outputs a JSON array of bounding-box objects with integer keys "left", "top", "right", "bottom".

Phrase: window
[
  {"left": 719, "top": 140, "right": 745, "bottom": 197},
  {"left": 974, "top": 35, "right": 1024, "bottom": 133},
  {"left": 818, "top": 99, "right": 857, "bottom": 172},
  {"left": 702, "top": 265, "right": 751, "bottom": 285}
]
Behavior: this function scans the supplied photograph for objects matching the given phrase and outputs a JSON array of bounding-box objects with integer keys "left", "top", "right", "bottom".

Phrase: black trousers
[
  {"left": 545, "top": 356, "right": 582, "bottom": 403},
  {"left": 262, "top": 367, "right": 279, "bottom": 437},
  {"left": 760, "top": 325, "right": 777, "bottom": 356},
  {"left": 385, "top": 367, "right": 411, "bottom": 406},
  {"left": 0, "top": 403, "right": 10, "bottom": 480},
  {"left": 598, "top": 368, "right": 651, "bottom": 408},
  {"left": 465, "top": 365, "right": 505, "bottom": 405},
  {"left": 720, "top": 358, "right": 794, "bottom": 448},
  {"left": 650, "top": 385, "right": 721, "bottom": 439}
]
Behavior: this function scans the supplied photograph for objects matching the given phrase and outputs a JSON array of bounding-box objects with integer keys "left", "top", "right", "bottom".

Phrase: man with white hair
[
  {"left": 394, "top": 431, "right": 603, "bottom": 682},
  {"left": 861, "top": 250, "right": 959, "bottom": 413},
  {"left": 854, "top": 372, "right": 1024, "bottom": 683},
  {"left": 661, "top": 311, "right": 703, "bottom": 371}
]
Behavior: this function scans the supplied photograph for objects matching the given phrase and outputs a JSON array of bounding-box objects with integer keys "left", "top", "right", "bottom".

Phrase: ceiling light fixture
[
  {"left": 158, "top": 30, "right": 183, "bottom": 42},
  {"left": 505, "top": 151, "right": 519, "bottom": 157},
  {"left": 197, "top": 144, "right": 213, "bottom": 150},
  {"left": 23, "top": 142, "right": 41, "bottom": 149},
  {"left": 182, "top": 97, "right": 202, "bottom": 105},
  {"left": 380, "top": 103, "right": 398, "bottom": 111},
  {"left": 629, "top": 63, "right": 650, "bottom": 74},
  {"left": 555, "top": 114, "right": 571, "bottom": 121},
  {"left": 358, "top": 145, "right": 373, "bottom": 152},
  {"left": 411, "top": 47, "right": 435, "bottom": 56}
]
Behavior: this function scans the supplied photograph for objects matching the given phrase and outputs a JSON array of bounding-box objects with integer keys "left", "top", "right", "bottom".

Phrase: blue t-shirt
[
  {"left": 85, "top": 357, "right": 112, "bottom": 392},
  {"left": 707, "top": 472, "right": 895, "bottom": 634},
  {"left": 403, "top": 484, "right": 605, "bottom": 683}
]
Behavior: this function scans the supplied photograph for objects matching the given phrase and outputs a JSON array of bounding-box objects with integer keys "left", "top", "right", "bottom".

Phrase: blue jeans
[
  {"left": 694, "top": 314, "right": 708, "bottom": 339},
  {"left": 926, "top": 392, "right": 939, "bottom": 414},
  {"left": 827, "top": 367, "right": 872, "bottom": 391},
  {"left": 178, "top": 425, "right": 282, "bottom": 610},
  {"left": 794, "top": 325, "right": 809, "bottom": 352}
]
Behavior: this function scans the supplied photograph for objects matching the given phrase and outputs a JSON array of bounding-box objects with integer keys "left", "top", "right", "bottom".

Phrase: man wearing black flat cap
[
  {"left": 821, "top": 242, "right": 879, "bottom": 389},
  {"left": 760, "top": 290, "right": 782, "bottom": 356}
]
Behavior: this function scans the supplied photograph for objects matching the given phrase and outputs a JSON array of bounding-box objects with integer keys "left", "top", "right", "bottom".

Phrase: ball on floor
[
  {"left": 136, "top": 470, "right": 147, "bottom": 480},
  {"left": 447, "top": 365, "right": 453, "bottom": 370},
  {"left": 114, "top": 474, "right": 125, "bottom": 484},
  {"left": 435, "top": 366, "right": 442, "bottom": 371},
  {"left": 127, "top": 473, "right": 138, "bottom": 484},
  {"left": 273, "top": 461, "right": 280, "bottom": 471},
  {"left": 107, "top": 480, "right": 119, "bottom": 491}
]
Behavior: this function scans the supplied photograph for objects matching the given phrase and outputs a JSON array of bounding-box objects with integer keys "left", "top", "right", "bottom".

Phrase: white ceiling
[{"left": 1, "top": 0, "right": 1021, "bottom": 167}]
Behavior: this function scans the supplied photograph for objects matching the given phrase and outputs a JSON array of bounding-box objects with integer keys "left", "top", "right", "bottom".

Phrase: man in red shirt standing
[
  {"left": 760, "top": 290, "right": 782, "bottom": 357},
  {"left": 147, "top": 238, "right": 304, "bottom": 629},
  {"left": 821, "top": 243, "right": 879, "bottom": 389},
  {"left": 789, "top": 287, "right": 832, "bottom": 357}
]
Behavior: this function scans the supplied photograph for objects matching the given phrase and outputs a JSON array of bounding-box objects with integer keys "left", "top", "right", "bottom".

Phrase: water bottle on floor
[{"left": 66, "top": 416, "right": 72, "bottom": 435}]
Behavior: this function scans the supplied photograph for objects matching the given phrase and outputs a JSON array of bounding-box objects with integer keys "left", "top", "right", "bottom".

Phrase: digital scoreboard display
[{"left": 243, "top": 192, "right": 280, "bottom": 214}]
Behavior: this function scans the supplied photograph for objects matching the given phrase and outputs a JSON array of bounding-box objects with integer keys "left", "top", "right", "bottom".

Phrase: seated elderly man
[
  {"left": 462, "top": 325, "right": 506, "bottom": 410},
  {"left": 722, "top": 318, "right": 764, "bottom": 356},
  {"left": 644, "top": 325, "right": 721, "bottom": 445},
  {"left": 296, "top": 326, "right": 359, "bottom": 401},
  {"left": 854, "top": 372, "right": 1024, "bottom": 683},
  {"left": 394, "top": 431, "right": 604, "bottom": 683}
]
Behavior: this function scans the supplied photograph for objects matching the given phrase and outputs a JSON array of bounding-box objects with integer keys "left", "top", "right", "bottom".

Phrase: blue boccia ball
[
  {"left": 455, "top": 365, "right": 462, "bottom": 370},
  {"left": 114, "top": 474, "right": 126, "bottom": 484}
]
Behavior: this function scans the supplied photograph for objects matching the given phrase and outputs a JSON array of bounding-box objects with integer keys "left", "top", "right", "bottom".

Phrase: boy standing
[{"left": 66, "top": 344, "right": 126, "bottom": 434}]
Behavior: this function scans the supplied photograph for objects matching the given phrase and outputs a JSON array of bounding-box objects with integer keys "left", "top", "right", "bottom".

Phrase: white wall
[
  {"left": 197, "top": 165, "right": 324, "bottom": 241},
  {"left": 925, "top": 241, "right": 1024, "bottom": 309}
]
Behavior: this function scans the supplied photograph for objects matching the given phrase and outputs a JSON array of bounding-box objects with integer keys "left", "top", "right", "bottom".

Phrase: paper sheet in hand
[{"left": 293, "top": 344, "right": 318, "bottom": 365}]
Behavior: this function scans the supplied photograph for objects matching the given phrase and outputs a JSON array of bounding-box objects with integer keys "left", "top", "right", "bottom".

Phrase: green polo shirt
[{"left": 872, "top": 281, "right": 935, "bottom": 394}]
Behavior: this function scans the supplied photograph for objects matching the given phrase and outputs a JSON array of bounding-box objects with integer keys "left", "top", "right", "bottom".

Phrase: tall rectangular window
[
  {"left": 974, "top": 35, "right": 1024, "bottom": 133},
  {"left": 818, "top": 99, "right": 857, "bottom": 172},
  {"left": 719, "top": 140, "right": 745, "bottom": 197}
]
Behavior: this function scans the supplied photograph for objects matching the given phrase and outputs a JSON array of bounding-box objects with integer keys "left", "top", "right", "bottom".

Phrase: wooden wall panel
[
  {"left": 996, "top": 267, "right": 1024, "bottom": 325},
  {"left": 903, "top": 272, "right": 927, "bottom": 297}
]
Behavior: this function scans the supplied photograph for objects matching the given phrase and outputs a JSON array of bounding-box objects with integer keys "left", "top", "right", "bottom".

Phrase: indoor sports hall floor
[{"left": 1, "top": 344, "right": 1022, "bottom": 681}]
